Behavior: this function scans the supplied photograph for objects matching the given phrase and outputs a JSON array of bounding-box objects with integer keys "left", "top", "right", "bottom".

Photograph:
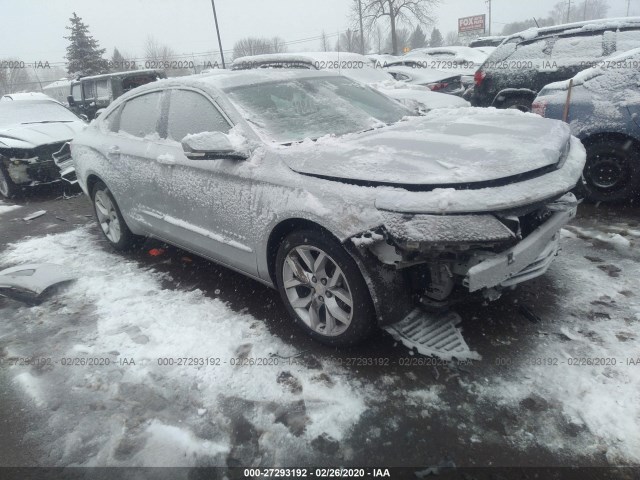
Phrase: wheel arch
[
  {"left": 580, "top": 131, "right": 640, "bottom": 152},
  {"left": 265, "top": 217, "right": 339, "bottom": 285},
  {"left": 492, "top": 88, "right": 537, "bottom": 108}
]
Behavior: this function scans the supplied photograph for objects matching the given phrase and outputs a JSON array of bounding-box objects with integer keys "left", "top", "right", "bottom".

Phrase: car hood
[
  {"left": 281, "top": 108, "right": 571, "bottom": 186},
  {"left": 0, "top": 121, "right": 84, "bottom": 149}
]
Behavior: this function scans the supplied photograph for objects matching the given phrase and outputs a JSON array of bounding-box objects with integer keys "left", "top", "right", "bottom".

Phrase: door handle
[{"left": 107, "top": 146, "right": 120, "bottom": 159}]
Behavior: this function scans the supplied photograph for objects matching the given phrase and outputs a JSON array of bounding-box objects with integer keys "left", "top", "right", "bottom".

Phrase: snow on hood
[
  {"left": 0, "top": 121, "right": 84, "bottom": 149},
  {"left": 281, "top": 108, "right": 570, "bottom": 186}
]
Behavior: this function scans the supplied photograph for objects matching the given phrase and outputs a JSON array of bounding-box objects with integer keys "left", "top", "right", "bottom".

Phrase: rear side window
[
  {"left": 71, "top": 84, "right": 82, "bottom": 101},
  {"left": 119, "top": 92, "right": 163, "bottom": 138},
  {"left": 167, "top": 89, "right": 230, "bottom": 142},
  {"left": 551, "top": 33, "right": 604, "bottom": 66},
  {"left": 616, "top": 30, "right": 640, "bottom": 53},
  {"left": 507, "top": 38, "right": 551, "bottom": 67},
  {"left": 83, "top": 81, "right": 96, "bottom": 101}
]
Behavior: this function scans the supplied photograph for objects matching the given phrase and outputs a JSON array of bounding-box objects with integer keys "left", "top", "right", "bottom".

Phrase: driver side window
[{"left": 167, "top": 89, "right": 231, "bottom": 142}]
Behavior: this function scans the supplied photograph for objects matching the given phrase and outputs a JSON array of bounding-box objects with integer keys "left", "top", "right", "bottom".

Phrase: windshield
[
  {"left": 0, "top": 101, "right": 80, "bottom": 127},
  {"left": 224, "top": 76, "right": 412, "bottom": 143}
]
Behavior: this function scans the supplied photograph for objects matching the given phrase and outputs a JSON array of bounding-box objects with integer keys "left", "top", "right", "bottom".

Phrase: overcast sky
[{"left": 0, "top": 0, "right": 637, "bottom": 66}]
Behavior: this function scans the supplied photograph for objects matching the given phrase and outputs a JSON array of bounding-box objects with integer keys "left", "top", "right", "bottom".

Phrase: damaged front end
[
  {"left": 348, "top": 193, "right": 578, "bottom": 325},
  {"left": 0, "top": 142, "right": 69, "bottom": 188}
]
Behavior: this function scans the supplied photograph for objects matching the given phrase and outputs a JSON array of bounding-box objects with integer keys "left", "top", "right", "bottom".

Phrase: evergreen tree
[
  {"left": 409, "top": 26, "right": 427, "bottom": 49},
  {"left": 429, "top": 28, "right": 444, "bottom": 48},
  {"left": 65, "top": 12, "right": 108, "bottom": 76}
]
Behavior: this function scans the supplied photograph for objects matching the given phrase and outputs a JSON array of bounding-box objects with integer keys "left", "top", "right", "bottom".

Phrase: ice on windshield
[
  {"left": 225, "top": 76, "right": 411, "bottom": 143},
  {"left": 0, "top": 101, "right": 80, "bottom": 126}
]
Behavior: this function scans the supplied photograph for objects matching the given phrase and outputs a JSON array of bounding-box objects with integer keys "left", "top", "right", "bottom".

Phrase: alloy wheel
[
  {"left": 94, "top": 189, "right": 122, "bottom": 243},
  {"left": 282, "top": 246, "right": 354, "bottom": 337}
]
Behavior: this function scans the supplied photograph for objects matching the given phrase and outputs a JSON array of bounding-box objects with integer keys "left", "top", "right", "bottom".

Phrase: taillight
[
  {"left": 426, "top": 82, "right": 448, "bottom": 92},
  {"left": 532, "top": 100, "right": 547, "bottom": 117},
  {"left": 474, "top": 70, "right": 486, "bottom": 87}
]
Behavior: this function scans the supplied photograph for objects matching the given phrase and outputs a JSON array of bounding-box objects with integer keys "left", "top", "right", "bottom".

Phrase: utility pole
[
  {"left": 567, "top": 0, "right": 572, "bottom": 23},
  {"left": 210, "top": 0, "right": 226, "bottom": 69},
  {"left": 628, "top": 0, "right": 631, "bottom": 16},
  {"left": 357, "top": 0, "right": 365, "bottom": 55},
  {"left": 486, "top": 0, "right": 492, "bottom": 35},
  {"left": 583, "top": 0, "right": 588, "bottom": 20}
]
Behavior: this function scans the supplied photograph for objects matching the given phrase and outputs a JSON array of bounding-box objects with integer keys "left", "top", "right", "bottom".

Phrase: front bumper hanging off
[{"left": 461, "top": 193, "right": 577, "bottom": 292}]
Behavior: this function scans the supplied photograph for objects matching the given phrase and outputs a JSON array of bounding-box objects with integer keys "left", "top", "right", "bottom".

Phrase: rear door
[
  {"left": 105, "top": 90, "right": 169, "bottom": 235},
  {"left": 151, "top": 88, "right": 259, "bottom": 275}
]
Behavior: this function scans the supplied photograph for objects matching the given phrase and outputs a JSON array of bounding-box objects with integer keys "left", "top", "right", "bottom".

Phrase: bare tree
[
  {"left": 0, "top": 59, "right": 31, "bottom": 95},
  {"left": 549, "top": 0, "right": 609, "bottom": 24},
  {"left": 336, "top": 29, "right": 365, "bottom": 53},
  {"left": 385, "top": 27, "right": 410, "bottom": 53},
  {"left": 320, "top": 31, "right": 331, "bottom": 51},
  {"left": 145, "top": 36, "right": 177, "bottom": 63},
  {"left": 444, "top": 31, "right": 461, "bottom": 46},
  {"left": 233, "top": 37, "right": 274, "bottom": 59},
  {"left": 271, "top": 37, "right": 288, "bottom": 53},
  {"left": 353, "top": 0, "right": 440, "bottom": 55}
]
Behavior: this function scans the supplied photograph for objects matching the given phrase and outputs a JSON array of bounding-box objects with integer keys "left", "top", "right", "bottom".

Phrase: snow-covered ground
[
  {"left": 0, "top": 201, "right": 21, "bottom": 215},
  {"left": 0, "top": 209, "right": 639, "bottom": 467}
]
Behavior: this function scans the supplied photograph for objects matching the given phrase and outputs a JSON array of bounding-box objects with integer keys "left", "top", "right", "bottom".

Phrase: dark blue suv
[{"left": 532, "top": 48, "right": 640, "bottom": 203}]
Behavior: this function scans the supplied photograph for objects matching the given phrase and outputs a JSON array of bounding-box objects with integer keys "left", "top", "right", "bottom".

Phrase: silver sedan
[{"left": 71, "top": 70, "right": 585, "bottom": 346}]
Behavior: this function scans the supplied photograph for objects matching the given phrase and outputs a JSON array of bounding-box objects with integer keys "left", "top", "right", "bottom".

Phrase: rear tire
[
  {"left": 91, "top": 181, "right": 141, "bottom": 250},
  {"left": 275, "top": 229, "right": 376, "bottom": 347},
  {"left": 0, "top": 163, "right": 19, "bottom": 199},
  {"left": 580, "top": 138, "right": 640, "bottom": 203}
]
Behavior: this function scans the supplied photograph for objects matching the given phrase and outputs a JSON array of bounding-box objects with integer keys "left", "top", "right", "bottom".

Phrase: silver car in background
[{"left": 71, "top": 70, "right": 585, "bottom": 346}]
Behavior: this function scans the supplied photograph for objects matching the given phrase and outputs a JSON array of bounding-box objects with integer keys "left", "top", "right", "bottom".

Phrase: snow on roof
[
  {"left": 232, "top": 51, "right": 370, "bottom": 68},
  {"left": 404, "top": 46, "right": 488, "bottom": 64},
  {"left": 0, "top": 92, "right": 55, "bottom": 102},
  {"left": 79, "top": 69, "right": 164, "bottom": 82},
  {"left": 506, "top": 16, "right": 640, "bottom": 43},
  {"left": 43, "top": 78, "right": 72, "bottom": 89}
]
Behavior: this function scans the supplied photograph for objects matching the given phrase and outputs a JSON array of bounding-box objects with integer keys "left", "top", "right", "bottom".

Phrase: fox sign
[{"left": 458, "top": 14, "right": 486, "bottom": 34}]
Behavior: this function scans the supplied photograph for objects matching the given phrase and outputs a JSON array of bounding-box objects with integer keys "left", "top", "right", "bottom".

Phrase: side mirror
[
  {"left": 181, "top": 132, "right": 249, "bottom": 160},
  {"left": 67, "top": 95, "right": 76, "bottom": 106}
]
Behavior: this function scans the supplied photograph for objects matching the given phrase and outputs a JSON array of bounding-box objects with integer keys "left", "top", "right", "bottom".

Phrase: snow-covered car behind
[
  {"left": 1, "top": 92, "right": 60, "bottom": 103},
  {"left": 393, "top": 46, "right": 489, "bottom": 88},
  {"left": 231, "top": 52, "right": 469, "bottom": 111},
  {"left": 533, "top": 48, "right": 640, "bottom": 202},
  {"left": 71, "top": 70, "right": 585, "bottom": 346},
  {"left": 0, "top": 100, "right": 85, "bottom": 198}
]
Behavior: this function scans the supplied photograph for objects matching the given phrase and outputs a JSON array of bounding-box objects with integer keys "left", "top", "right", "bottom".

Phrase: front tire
[
  {"left": 91, "top": 181, "right": 140, "bottom": 250},
  {"left": 580, "top": 138, "right": 640, "bottom": 203},
  {"left": 275, "top": 229, "right": 375, "bottom": 346}
]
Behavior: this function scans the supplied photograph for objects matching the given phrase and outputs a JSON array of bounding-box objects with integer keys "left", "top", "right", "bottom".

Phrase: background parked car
[
  {"left": 472, "top": 17, "right": 640, "bottom": 112},
  {"left": 232, "top": 52, "right": 469, "bottom": 111},
  {"left": 63, "top": 69, "right": 166, "bottom": 120},
  {"left": 1, "top": 92, "right": 60, "bottom": 103},
  {"left": 532, "top": 48, "right": 640, "bottom": 203},
  {"left": 0, "top": 100, "right": 85, "bottom": 198}
]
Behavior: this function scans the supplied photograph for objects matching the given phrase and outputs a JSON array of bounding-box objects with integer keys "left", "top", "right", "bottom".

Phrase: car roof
[
  {"left": 232, "top": 52, "right": 369, "bottom": 69},
  {"left": 505, "top": 16, "right": 640, "bottom": 44},
  {"left": 79, "top": 69, "right": 165, "bottom": 82},
  {"left": 117, "top": 69, "right": 342, "bottom": 96}
]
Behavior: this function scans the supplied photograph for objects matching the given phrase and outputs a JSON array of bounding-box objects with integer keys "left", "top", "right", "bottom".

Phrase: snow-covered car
[
  {"left": 469, "top": 36, "right": 507, "bottom": 48},
  {"left": 382, "top": 64, "right": 466, "bottom": 96},
  {"left": 1, "top": 92, "right": 59, "bottom": 103},
  {"left": 0, "top": 99, "right": 85, "bottom": 198},
  {"left": 395, "top": 46, "right": 488, "bottom": 87},
  {"left": 532, "top": 48, "right": 640, "bottom": 202},
  {"left": 71, "top": 70, "right": 585, "bottom": 346},
  {"left": 472, "top": 17, "right": 640, "bottom": 112},
  {"left": 366, "top": 53, "right": 401, "bottom": 68},
  {"left": 232, "top": 52, "right": 468, "bottom": 111}
]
